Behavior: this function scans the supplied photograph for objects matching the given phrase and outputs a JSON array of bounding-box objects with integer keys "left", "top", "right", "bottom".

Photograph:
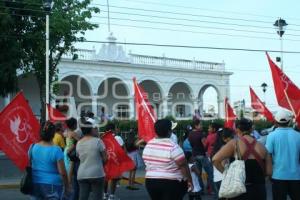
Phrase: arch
[
  {"left": 198, "top": 83, "right": 221, "bottom": 118},
  {"left": 56, "top": 75, "right": 93, "bottom": 114},
  {"left": 166, "top": 78, "right": 194, "bottom": 98},
  {"left": 97, "top": 77, "right": 130, "bottom": 120},
  {"left": 168, "top": 82, "right": 194, "bottom": 119}
]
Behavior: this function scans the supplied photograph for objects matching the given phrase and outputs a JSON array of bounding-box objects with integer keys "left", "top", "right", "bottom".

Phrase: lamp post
[
  {"left": 43, "top": 0, "right": 53, "bottom": 121},
  {"left": 274, "top": 18, "right": 288, "bottom": 70},
  {"left": 261, "top": 82, "right": 268, "bottom": 104}
]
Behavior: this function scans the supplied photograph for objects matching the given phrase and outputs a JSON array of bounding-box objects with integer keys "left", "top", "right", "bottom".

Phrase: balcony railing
[{"left": 62, "top": 49, "right": 225, "bottom": 72}]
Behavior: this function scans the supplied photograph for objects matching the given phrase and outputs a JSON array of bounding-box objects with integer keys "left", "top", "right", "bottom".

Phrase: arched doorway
[
  {"left": 168, "top": 82, "right": 193, "bottom": 119},
  {"left": 57, "top": 75, "right": 92, "bottom": 115},
  {"left": 97, "top": 77, "right": 130, "bottom": 120},
  {"left": 198, "top": 84, "right": 220, "bottom": 119}
]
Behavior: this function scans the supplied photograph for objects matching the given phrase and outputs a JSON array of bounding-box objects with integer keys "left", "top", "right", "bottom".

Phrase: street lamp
[
  {"left": 261, "top": 82, "right": 268, "bottom": 104},
  {"left": 274, "top": 18, "right": 288, "bottom": 70},
  {"left": 43, "top": 0, "right": 53, "bottom": 121}
]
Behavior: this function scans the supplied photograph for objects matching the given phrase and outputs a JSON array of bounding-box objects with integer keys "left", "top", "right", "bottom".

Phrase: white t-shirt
[
  {"left": 189, "top": 163, "right": 201, "bottom": 192},
  {"left": 170, "top": 133, "right": 178, "bottom": 144},
  {"left": 213, "top": 166, "right": 223, "bottom": 182},
  {"left": 114, "top": 135, "right": 124, "bottom": 147}
]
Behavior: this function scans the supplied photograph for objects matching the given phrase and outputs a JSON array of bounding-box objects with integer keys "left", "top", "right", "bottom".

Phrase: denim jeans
[
  {"left": 194, "top": 155, "right": 215, "bottom": 194},
  {"left": 31, "top": 183, "right": 63, "bottom": 200}
]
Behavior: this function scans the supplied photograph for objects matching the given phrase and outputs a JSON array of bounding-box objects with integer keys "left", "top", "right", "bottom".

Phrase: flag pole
[{"left": 283, "top": 89, "right": 296, "bottom": 117}]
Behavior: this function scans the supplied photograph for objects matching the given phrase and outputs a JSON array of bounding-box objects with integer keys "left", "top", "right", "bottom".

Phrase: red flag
[
  {"left": 0, "top": 92, "right": 40, "bottom": 170},
  {"left": 133, "top": 77, "right": 157, "bottom": 142},
  {"left": 267, "top": 52, "right": 300, "bottom": 117},
  {"left": 224, "top": 97, "right": 236, "bottom": 129},
  {"left": 47, "top": 104, "right": 67, "bottom": 123},
  {"left": 250, "top": 87, "right": 274, "bottom": 122},
  {"left": 102, "top": 131, "right": 135, "bottom": 179}
]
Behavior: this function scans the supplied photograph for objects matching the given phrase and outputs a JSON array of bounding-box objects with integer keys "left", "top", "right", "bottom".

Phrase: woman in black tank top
[{"left": 212, "top": 118, "right": 272, "bottom": 200}]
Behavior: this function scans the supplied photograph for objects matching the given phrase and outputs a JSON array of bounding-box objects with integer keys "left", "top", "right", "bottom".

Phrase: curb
[{"left": 0, "top": 177, "right": 146, "bottom": 190}]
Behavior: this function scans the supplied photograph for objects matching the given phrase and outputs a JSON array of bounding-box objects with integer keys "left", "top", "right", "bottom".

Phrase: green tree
[{"left": 0, "top": 0, "right": 100, "bottom": 121}]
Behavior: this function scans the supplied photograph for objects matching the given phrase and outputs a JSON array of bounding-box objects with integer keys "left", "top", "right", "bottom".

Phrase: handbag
[
  {"left": 218, "top": 139, "right": 246, "bottom": 198},
  {"left": 20, "top": 144, "right": 35, "bottom": 195}
]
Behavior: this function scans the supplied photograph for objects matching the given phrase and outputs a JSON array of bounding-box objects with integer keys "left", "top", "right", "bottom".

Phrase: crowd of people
[{"left": 28, "top": 109, "right": 300, "bottom": 200}]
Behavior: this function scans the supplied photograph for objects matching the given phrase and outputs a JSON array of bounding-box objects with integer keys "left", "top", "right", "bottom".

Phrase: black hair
[
  {"left": 105, "top": 122, "right": 115, "bottom": 132},
  {"left": 212, "top": 128, "right": 234, "bottom": 157},
  {"left": 276, "top": 121, "right": 289, "bottom": 127},
  {"left": 209, "top": 122, "right": 221, "bottom": 131},
  {"left": 192, "top": 119, "right": 201, "bottom": 129},
  {"left": 54, "top": 122, "right": 63, "bottom": 132},
  {"left": 154, "top": 119, "right": 172, "bottom": 138},
  {"left": 236, "top": 118, "right": 253, "bottom": 134},
  {"left": 40, "top": 121, "right": 56, "bottom": 142},
  {"left": 81, "top": 121, "right": 93, "bottom": 135},
  {"left": 87, "top": 111, "right": 94, "bottom": 119},
  {"left": 65, "top": 117, "right": 77, "bottom": 130}
]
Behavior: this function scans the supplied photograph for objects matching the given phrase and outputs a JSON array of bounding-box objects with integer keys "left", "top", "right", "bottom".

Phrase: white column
[
  {"left": 92, "top": 95, "right": 97, "bottom": 115},
  {"left": 162, "top": 97, "right": 169, "bottom": 118},
  {"left": 129, "top": 97, "right": 135, "bottom": 120}
]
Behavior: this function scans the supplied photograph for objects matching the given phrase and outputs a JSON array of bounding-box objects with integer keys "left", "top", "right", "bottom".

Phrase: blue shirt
[
  {"left": 183, "top": 138, "right": 192, "bottom": 153},
  {"left": 30, "top": 144, "right": 64, "bottom": 185},
  {"left": 266, "top": 127, "right": 300, "bottom": 180}
]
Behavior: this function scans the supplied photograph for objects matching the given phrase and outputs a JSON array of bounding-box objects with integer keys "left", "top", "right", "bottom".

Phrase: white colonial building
[{"left": 0, "top": 34, "right": 232, "bottom": 120}]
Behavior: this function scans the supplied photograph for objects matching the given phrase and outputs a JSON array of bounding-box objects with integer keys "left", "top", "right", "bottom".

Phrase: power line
[
  {"left": 80, "top": 40, "right": 300, "bottom": 53},
  {"left": 93, "top": 21, "right": 300, "bottom": 42},
  {"left": 91, "top": 3, "right": 281, "bottom": 25},
  {"left": 99, "top": 10, "right": 300, "bottom": 33},
  {"left": 118, "top": 0, "right": 300, "bottom": 22},
  {"left": 93, "top": 16, "right": 300, "bottom": 37}
]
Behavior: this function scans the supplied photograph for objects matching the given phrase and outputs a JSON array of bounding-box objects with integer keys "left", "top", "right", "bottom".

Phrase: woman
[
  {"left": 211, "top": 128, "right": 234, "bottom": 197},
  {"left": 30, "top": 121, "right": 69, "bottom": 199},
  {"left": 143, "top": 119, "right": 193, "bottom": 200},
  {"left": 64, "top": 117, "right": 80, "bottom": 173},
  {"left": 212, "top": 118, "right": 272, "bottom": 200},
  {"left": 76, "top": 121, "right": 107, "bottom": 200}
]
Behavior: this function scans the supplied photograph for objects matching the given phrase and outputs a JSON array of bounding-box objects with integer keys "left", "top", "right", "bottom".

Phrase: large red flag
[
  {"left": 250, "top": 87, "right": 274, "bottom": 122},
  {"left": 0, "top": 92, "right": 40, "bottom": 170},
  {"left": 133, "top": 78, "right": 157, "bottom": 142},
  {"left": 101, "top": 131, "right": 135, "bottom": 179},
  {"left": 267, "top": 52, "right": 300, "bottom": 117},
  {"left": 224, "top": 97, "right": 236, "bottom": 129},
  {"left": 47, "top": 104, "right": 67, "bottom": 123}
]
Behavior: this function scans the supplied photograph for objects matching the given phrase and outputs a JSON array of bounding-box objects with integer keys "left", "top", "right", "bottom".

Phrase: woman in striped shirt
[{"left": 143, "top": 119, "right": 193, "bottom": 200}]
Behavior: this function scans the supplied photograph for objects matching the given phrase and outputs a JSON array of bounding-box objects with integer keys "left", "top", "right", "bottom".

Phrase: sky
[{"left": 76, "top": 0, "right": 300, "bottom": 112}]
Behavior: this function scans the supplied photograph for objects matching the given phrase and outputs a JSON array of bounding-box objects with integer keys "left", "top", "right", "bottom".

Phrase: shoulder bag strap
[{"left": 235, "top": 139, "right": 242, "bottom": 160}]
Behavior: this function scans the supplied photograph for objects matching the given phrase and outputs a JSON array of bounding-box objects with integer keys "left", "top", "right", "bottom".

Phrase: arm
[
  {"left": 212, "top": 140, "right": 235, "bottom": 173},
  {"left": 57, "top": 160, "right": 70, "bottom": 192},
  {"left": 265, "top": 153, "right": 273, "bottom": 177},
  {"left": 176, "top": 158, "right": 194, "bottom": 191},
  {"left": 68, "top": 161, "right": 74, "bottom": 187},
  {"left": 101, "top": 150, "right": 108, "bottom": 164}
]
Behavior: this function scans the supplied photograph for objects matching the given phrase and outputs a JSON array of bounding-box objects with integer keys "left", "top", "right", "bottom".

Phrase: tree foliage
[{"left": 0, "top": 0, "right": 100, "bottom": 120}]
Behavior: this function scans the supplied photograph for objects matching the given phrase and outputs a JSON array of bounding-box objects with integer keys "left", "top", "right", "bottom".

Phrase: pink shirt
[{"left": 142, "top": 138, "right": 185, "bottom": 181}]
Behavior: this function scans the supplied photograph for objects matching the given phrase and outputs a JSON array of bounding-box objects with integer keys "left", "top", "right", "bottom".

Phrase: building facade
[{"left": 0, "top": 34, "right": 232, "bottom": 120}]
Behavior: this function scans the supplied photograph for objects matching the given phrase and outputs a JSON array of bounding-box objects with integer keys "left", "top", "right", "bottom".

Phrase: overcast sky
[{"left": 77, "top": 0, "right": 300, "bottom": 112}]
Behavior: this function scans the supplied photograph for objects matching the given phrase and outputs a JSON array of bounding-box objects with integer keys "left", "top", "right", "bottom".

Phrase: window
[
  {"left": 176, "top": 105, "right": 185, "bottom": 117},
  {"left": 116, "top": 104, "right": 129, "bottom": 120}
]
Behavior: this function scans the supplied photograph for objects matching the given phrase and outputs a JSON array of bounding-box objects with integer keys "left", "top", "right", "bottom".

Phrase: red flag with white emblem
[
  {"left": 0, "top": 92, "right": 40, "bottom": 170},
  {"left": 47, "top": 104, "right": 67, "bottom": 123},
  {"left": 133, "top": 77, "right": 157, "bottom": 142},
  {"left": 250, "top": 87, "right": 274, "bottom": 122},
  {"left": 101, "top": 131, "right": 135, "bottom": 180}
]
